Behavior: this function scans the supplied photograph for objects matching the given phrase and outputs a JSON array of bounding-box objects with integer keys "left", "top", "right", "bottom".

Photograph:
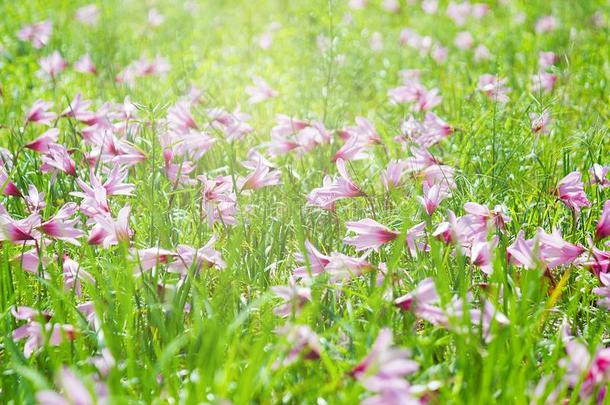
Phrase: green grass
[{"left": 0, "top": 0, "right": 609, "bottom": 403}]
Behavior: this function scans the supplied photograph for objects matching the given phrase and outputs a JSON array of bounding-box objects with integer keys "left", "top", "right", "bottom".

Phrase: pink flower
[
  {"left": 25, "top": 185, "right": 46, "bottom": 212},
  {"left": 370, "top": 32, "right": 384, "bottom": 52},
  {"left": 593, "top": 272, "right": 610, "bottom": 310},
  {"left": 132, "top": 247, "right": 175, "bottom": 273},
  {"left": 463, "top": 202, "right": 511, "bottom": 231},
  {"left": 39, "top": 203, "right": 84, "bottom": 245},
  {"left": 557, "top": 171, "right": 591, "bottom": 213},
  {"left": 88, "top": 205, "right": 132, "bottom": 247},
  {"left": 531, "top": 70, "right": 557, "bottom": 93},
  {"left": 530, "top": 110, "right": 551, "bottom": 135},
  {"left": 406, "top": 222, "right": 429, "bottom": 257},
  {"left": 17, "top": 20, "right": 52, "bottom": 48},
  {"left": 474, "top": 44, "right": 491, "bottom": 61},
  {"left": 36, "top": 367, "right": 99, "bottom": 405},
  {"left": 75, "top": 4, "right": 100, "bottom": 26},
  {"left": 381, "top": 160, "right": 407, "bottom": 190},
  {"left": 337, "top": 117, "right": 381, "bottom": 144},
  {"left": 418, "top": 183, "right": 449, "bottom": 216},
  {"left": 454, "top": 31, "right": 473, "bottom": 49},
  {"left": 596, "top": 200, "right": 610, "bottom": 240},
  {"left": 40, "top": 143, "right": 77, "bottom": 176},
  {"left": 74, "top": 54, "right": 97, "bottom": 75},
  {"left": 388, "top": 82, "right": 442, "bottom": 111},
  {"left": 394, "top": 277, "right": 439, "bottom": 311},
  {"left": 271, "top": 282, "right": 311, "bottom": 316},
  {"left": 61, "top": 93, "right": 96, "bottom": 122},
  {"left": 344, "top": 219, "right": 399, "bottom": 251},
  {"left": 38, "top": 51, "right": 67, "bottom": 79},
  {"left": 307, "top": 158, "right": 363, "bottom": 210},
  {"left": 292, "top": 240, "right": 331, "bottom": 280},
  {"left": 167, "top": 101, "right": 198, "bottom": 132},
  {"left": 506, "top": 230, "right": 539, "bottom": 269},
  {"left": 207, "top": 107, "right": 253, "bottom": 141},
  {"left": 276, "top": 324, "right": 321, "bottom": 366},
  {"left": 237, "top": 154, "right": 281, "bottom": 190},
  {"left": 26, "top": 128, "right": 59, "bottom": 152},
  {"left": 26, "top": 100, "right": 57, "bottom": 125},
  {"left": 148, "top": 8, "right": 165, "bottom": 27},
  {"left": 245, "top": 76, "right": 278, "bottom": 104},
  {"left": 198, "top": 175, "right": 237, "bottom": 227},
  {"left": 333, "top": 134, "right": 370, "bottom": 162},
  {"left": 0, "top": 166, "right": 21, "bottom": 197},
  {"left": 537, "top": 228, "right": 584, "bottom": 269},
  {"left": 590, "top": 164, "right": 610, "bottom": 187},
  {"left": 421, "top": 0, "right": 438, "bottom": 14},
  {"left": 62, "top": 255, "right": 94, "bottom": 296},
  {"left": 351, "top": 328, "right": 419, "bottom": 392},
  {"left": 478, "top": 74, "right": 511, "bottom": 103},
  {"left": 446, "top": 1, "right": 471, "bottom": 25},
  {"left": 12, "top": 308, "right": 75, "bottom": 358},
  {"left": 168, "top": 236, "right": 225, "bottom": 274},
  {"left": 0, "top": 212, "right": 41, "bottom": 242},
  {"left": 382, "top": 0, "right": 400, "bottom": 12},
  {"left": 535, "top": 16, "right": 559, "bottom": 33},
  {"left": 539, "top": 51, "right": 558, "bottom": 68}
]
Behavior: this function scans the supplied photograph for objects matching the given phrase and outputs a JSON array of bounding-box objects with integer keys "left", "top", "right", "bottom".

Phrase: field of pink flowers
[{"left": 0, "top": 0, "right": 609, "bottom": 403}]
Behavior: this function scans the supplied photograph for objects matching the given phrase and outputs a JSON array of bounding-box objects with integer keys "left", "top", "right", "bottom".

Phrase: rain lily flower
[
  {"left": 539, "top": 51, "right": 558, "bottom": 68},
  {"left": 292, "top": 240, "right": 331, "bottom": 280},
  {"left": 62, "top": 255, "right": 94, "bottom": 296},
  {"left": 88, "top": 205, "right": 132, "bottom": 248},
  {"left": 26, "top": 100, "right": 57, "bottom": 125},
  {"left": 39, "top": 203, "right": 84, "bottom": 245},
  {"left": 507, "top": 230, "right": 539, "bottom": 269},
  {"left": 132, "top": 247, "right": 175, "bottom": 273},
  {"left": 74, "top": 54, "right": 97, "bottom": 75},
  {"left": 381, "top": 160, "right": 407, "bottom": 190},
  {"left": 167, "top": 101, "right": 198, "bottom": 132},
  {"left": 307, "top": 159, "right": 363, "bottom": 209},
  {"left": 370, "top": 32, "right": 384, "bottom": 52},
  {"left": 474, "top": 44, "right": 491, "bottom": 61},
  {"left": 535, "top": 16, "right": 559, "bottom": 33},
  {"left": 0, "top": 167, "right": 21, "bottom": 197},
  {"left": 388, "top": 82, "right": 442, "bottom": 111},
  {"left": 478, "top": 74, "right": 511, "bottom": 103},
  {"left": 454, "top": 31, "right": 473, "bottom": 49},
  {"left": 17, "top": 20, "right": 52, "bottom": 48},
  {"left": 530, "top": 110, "right": 551, "bottom": 135},
  {"left": 198, "top": 175, "right": 237, "bottom": 226},
  {"left": 276, "top": 324, "right": 321, "bottom": 367},
  {"left": 61, "top": 93, "right": 95, "bottom": 122},
  {"left": 351, "top": 328, "right": 419, "bottom": 392},
  {"left": 75, "top": 4, "right": 100, "bottom": 26},
  {"left": 596, "top": 200, "right": 610, "bottom": 240},
  {"left": 38, "top": 51, "right": 68, "bottom": 79},
  {"left": 537, "top": 228, "right": 584, "bottom": 269},
  {"left": 245, "top": 76, "right": 278, "bottom": 104},
  {"left": 168, "top": 235, "right": 225, "bottom": 274},
  {"left": 422, "top": 0, "right": 438, "bottom": 14},
  {"left": 271, "top": 282, "right": 312, "bottom": 316},
  {"left": 148, "top": 8, "right": 165, "bottom": 27},
  {"left": 394, "top": 277, "right": 439, "bottom": 312},
  {"left": 26, "top": 128, "right": 59, "bottom": 152},
  {"left": 40, "top": 143, "right": 77, "bottom": 176},
  {"left": 36, "top": 367, "right": 101, "bottom": 405},
  {"left": 11, "top": 307, "right": 75, "bottom": 358},
  {"left": 531, "top": 70, "right": 557, "bottom": 93},
  {"left": 593, "top": 272, "right": 610, "bottom": 310},
  {"left": 24, "top": 185, "right": 46, "bottom": 212},
  {"left": 406, "top": 222, "right": 428, "bottom": 257},
  {"left": 557, "top": 171, "right": 591, "bottom": 213},
  {"left": 333, "top": 134, "right": 370, "bottom": 162},
  {"left": 418, "top": 182, "right": 450, "bottom": 216},
  {"left": 344, "top": 218, "right": 399, "bottom": 251},
  {"left": 589, "top": 164, "right": 610, "bottom": 187},
  {"left": 237, "top": 154, "right": 281, "bottom": 190},
  {"left": 0, "top": 212, "right": 41, "bottom": 242}
]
